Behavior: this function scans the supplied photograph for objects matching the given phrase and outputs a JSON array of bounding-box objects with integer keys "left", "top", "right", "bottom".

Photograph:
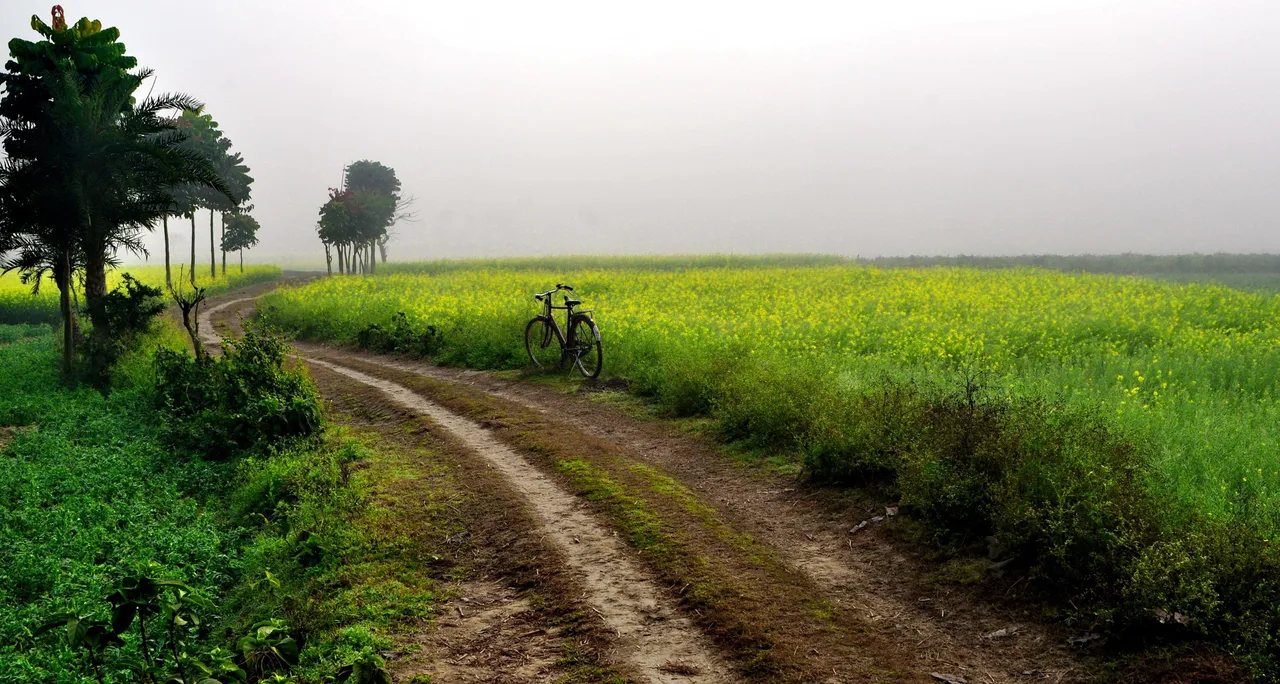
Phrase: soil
[{"left": 202, "top": 281, "right": 1239, "bottom": 684}]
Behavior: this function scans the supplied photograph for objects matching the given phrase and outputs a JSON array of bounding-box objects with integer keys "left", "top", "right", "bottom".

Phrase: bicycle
[{"left": 525, "top": 283, "right": 603, "bottom": 378}]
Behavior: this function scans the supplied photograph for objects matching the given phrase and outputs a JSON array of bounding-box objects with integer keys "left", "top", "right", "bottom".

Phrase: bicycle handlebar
[{"left": 535, "top": 284, "right": 574, "bottom": 301}]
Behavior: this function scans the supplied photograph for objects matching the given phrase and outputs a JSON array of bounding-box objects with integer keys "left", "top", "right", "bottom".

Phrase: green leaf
[
  {"left": 111, "top": 602, "right": 137, "bottom": 635},
  {"left": 33, "top": 613, "right": 77, "bottom": 637},
  {"left": 65, "top": 616, "right": 88, "bottom": 648}
]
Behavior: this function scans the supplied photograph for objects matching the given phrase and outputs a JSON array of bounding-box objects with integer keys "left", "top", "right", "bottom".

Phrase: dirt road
[{"left": 204, "top": 283, "right": 1103, "bottom": 683}]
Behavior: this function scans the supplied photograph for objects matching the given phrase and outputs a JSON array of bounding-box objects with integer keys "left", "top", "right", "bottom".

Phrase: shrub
[
  {"left": 802, "top": 383, "right": 926, "bottom": 484},
  {"left": 355, "top": 312, "right": 443, "bottom": 357},
  {"left": 80, "top": 274, "right": 167, "bottom": 390},
  {"left": 154, "top": 330, "right": 322, "bottom": 460}
]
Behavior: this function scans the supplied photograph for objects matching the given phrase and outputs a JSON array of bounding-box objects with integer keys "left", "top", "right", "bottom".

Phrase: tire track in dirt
[
  {"left": 304, "top": 357, "right": 735, "bottom": 683},
  {"left": 300, "top": 349, "right": 1097, "bottom": 683},
  {"left": 198, "top": 296, "right": 254, "bottom": 350},
  {"left": 203, "top": 294, "right": 735, "bottom": 683}
]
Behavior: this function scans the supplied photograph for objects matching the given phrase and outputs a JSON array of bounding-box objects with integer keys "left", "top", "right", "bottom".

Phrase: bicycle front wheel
[
  {"left": 571, "top": 318, "right": 603, "bottom": 379},
  {"left": 525, "top": 317, "right": 561, "bottom": 370}
]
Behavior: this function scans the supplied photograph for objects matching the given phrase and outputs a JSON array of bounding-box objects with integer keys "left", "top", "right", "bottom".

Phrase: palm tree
[
  {"left": 0, "top": 10, "right": 138, "bottom": 377},
  {"left": 62, "top": 70, "right": 233, "bottom": 371},
  {"left": 3, "top": 65, "right": 234, "bottom": 384}
]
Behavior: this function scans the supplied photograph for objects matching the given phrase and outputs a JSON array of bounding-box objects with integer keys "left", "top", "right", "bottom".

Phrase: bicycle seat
[{"left": 564, "top": 298, "right": 582, "bottom": 307}]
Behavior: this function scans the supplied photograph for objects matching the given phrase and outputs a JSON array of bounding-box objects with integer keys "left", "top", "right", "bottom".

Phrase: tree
[
  {"left": 213, "top": 143, "right": 252, "bottom": 275},
  {"left": 0, "top": 9, "right": 234, "bottom": 385},
  {"left": 53, "top": 68, "right": 234, "bottom": 388},
  {"left": 0, "top": 9, "right": 138, "bottom": 376},
  {"left": 341, "top": 160, "right": 414, "bottom": 266},
  {"left": 315, "top": 186, "right": 394, "bottom": 275},
  {"left": 170, "top": 108, "right": 224, "bottom": 286},
  {"left": 222, "top": 212, "right": 259, "bottom": 272}
]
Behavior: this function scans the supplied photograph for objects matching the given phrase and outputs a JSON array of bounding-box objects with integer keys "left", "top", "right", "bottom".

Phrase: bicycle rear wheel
[
  {"left": 571, "top": 318, "right": 603, "bottom": 379},
  {"left": 525, "top": 317, "right": 561, "bottom": 370}
]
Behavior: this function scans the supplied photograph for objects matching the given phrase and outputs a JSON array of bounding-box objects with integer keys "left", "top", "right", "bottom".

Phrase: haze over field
[{"left": 4, "top": 1, "right": 1277, "bottom": 261}]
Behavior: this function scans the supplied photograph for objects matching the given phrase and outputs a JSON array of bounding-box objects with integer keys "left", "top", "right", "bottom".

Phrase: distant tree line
[{"left": 859, "top": 253, "right": 1280, "bottom": 275}]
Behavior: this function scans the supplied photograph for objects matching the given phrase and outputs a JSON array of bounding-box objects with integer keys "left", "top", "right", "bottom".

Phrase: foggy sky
[{"left": 2, "top": 1, "right": 1278, "bottom": 263}]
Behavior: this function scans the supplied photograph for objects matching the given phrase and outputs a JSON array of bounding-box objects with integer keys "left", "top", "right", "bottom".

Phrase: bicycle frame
[
  {"left": 536, "top": 296, "right": 571, "bottom": 349},
  {"left": 534, "top": 289, "right": 597, "bottom": 358}
]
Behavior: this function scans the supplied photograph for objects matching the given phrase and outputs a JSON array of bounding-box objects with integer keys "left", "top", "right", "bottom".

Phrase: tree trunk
[
  {"left": 209, "top": 209, "right": 216, "bottom": 280},
  {"left": 59, "top": 248, "right": 74, "bottom": 380},
  {"left": 189, "top": 213, "right": 197, "bottom": 287},
  {"left": 220, "top": 212, "right": 227, "bottom": 276},
  {"left": 240, "top": 249, "right": 244, "bottom": 273},
  {"left": 84, "top": 249, "right": 110, "bottom": 363},
  {"left": 337, "top": 245, "right": 345, "bottom": 275},
  {"left": 163, "top": 216, "right": 171, "bottom": 287},
  {"left": 368, "top": 239, "right": 376, "bottom": 274},
  {"left": 324, "top": 244, "right": 332, "bottom": 276}
]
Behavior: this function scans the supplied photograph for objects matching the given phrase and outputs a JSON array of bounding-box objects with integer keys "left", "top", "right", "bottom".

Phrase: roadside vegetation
[
  {"left": 0, "top": 320, "right": 440, "bottom": 682},
  {"left": 261, "top": 257, "right": 1280, "bottom": 676},
  {"left": 0, "top": 8, "right": 266, "bottom": 387},
  {"left": 0, "top": 9, "right": 418, "bottom": 682},
  {"left": 0, "top": 266, "right": 454, "bottom": 683}
]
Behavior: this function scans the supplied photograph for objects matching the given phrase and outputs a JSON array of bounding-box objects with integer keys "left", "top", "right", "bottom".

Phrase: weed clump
[
  {"left": 154, "top": 329, "right": 322, "bottom": 459},
  {"left": 794, "top": 371, "right": 1280, "bottom": 675},
  {"left": 356, "top": 311, "right": 443, "bottom": 356}
]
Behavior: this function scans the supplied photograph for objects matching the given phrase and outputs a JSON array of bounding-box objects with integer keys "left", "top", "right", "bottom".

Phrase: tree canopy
[{"left": 222, "top": 212, "right": 260, "bottom": 253}]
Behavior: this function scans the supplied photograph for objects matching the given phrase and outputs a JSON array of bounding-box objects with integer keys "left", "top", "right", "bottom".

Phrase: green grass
[
  {"left": 0, "top": 329, "right": 238, "bottom": 681},
  {"left": 0, "top": 326, "right": 443, "bottom": 682},
  {"left": 0, "top": 322, "right": 50, "bottom": 344}
]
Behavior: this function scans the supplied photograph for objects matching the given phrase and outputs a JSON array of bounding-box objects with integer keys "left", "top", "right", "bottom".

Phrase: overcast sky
[{"left": 3, "top": 1, "right": 1278, "bottom": 262}]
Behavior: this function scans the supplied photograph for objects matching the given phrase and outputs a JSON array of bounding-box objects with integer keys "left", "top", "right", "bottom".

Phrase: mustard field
[
  {"left": 260, "top": 261, "right": 1280, "bottom": 531},
  {"left": 266, "top": 258, "right": 1280, "bottom": 666},
  {"left": 0, "top": 264, "right": 281, "bottom": 324}
]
